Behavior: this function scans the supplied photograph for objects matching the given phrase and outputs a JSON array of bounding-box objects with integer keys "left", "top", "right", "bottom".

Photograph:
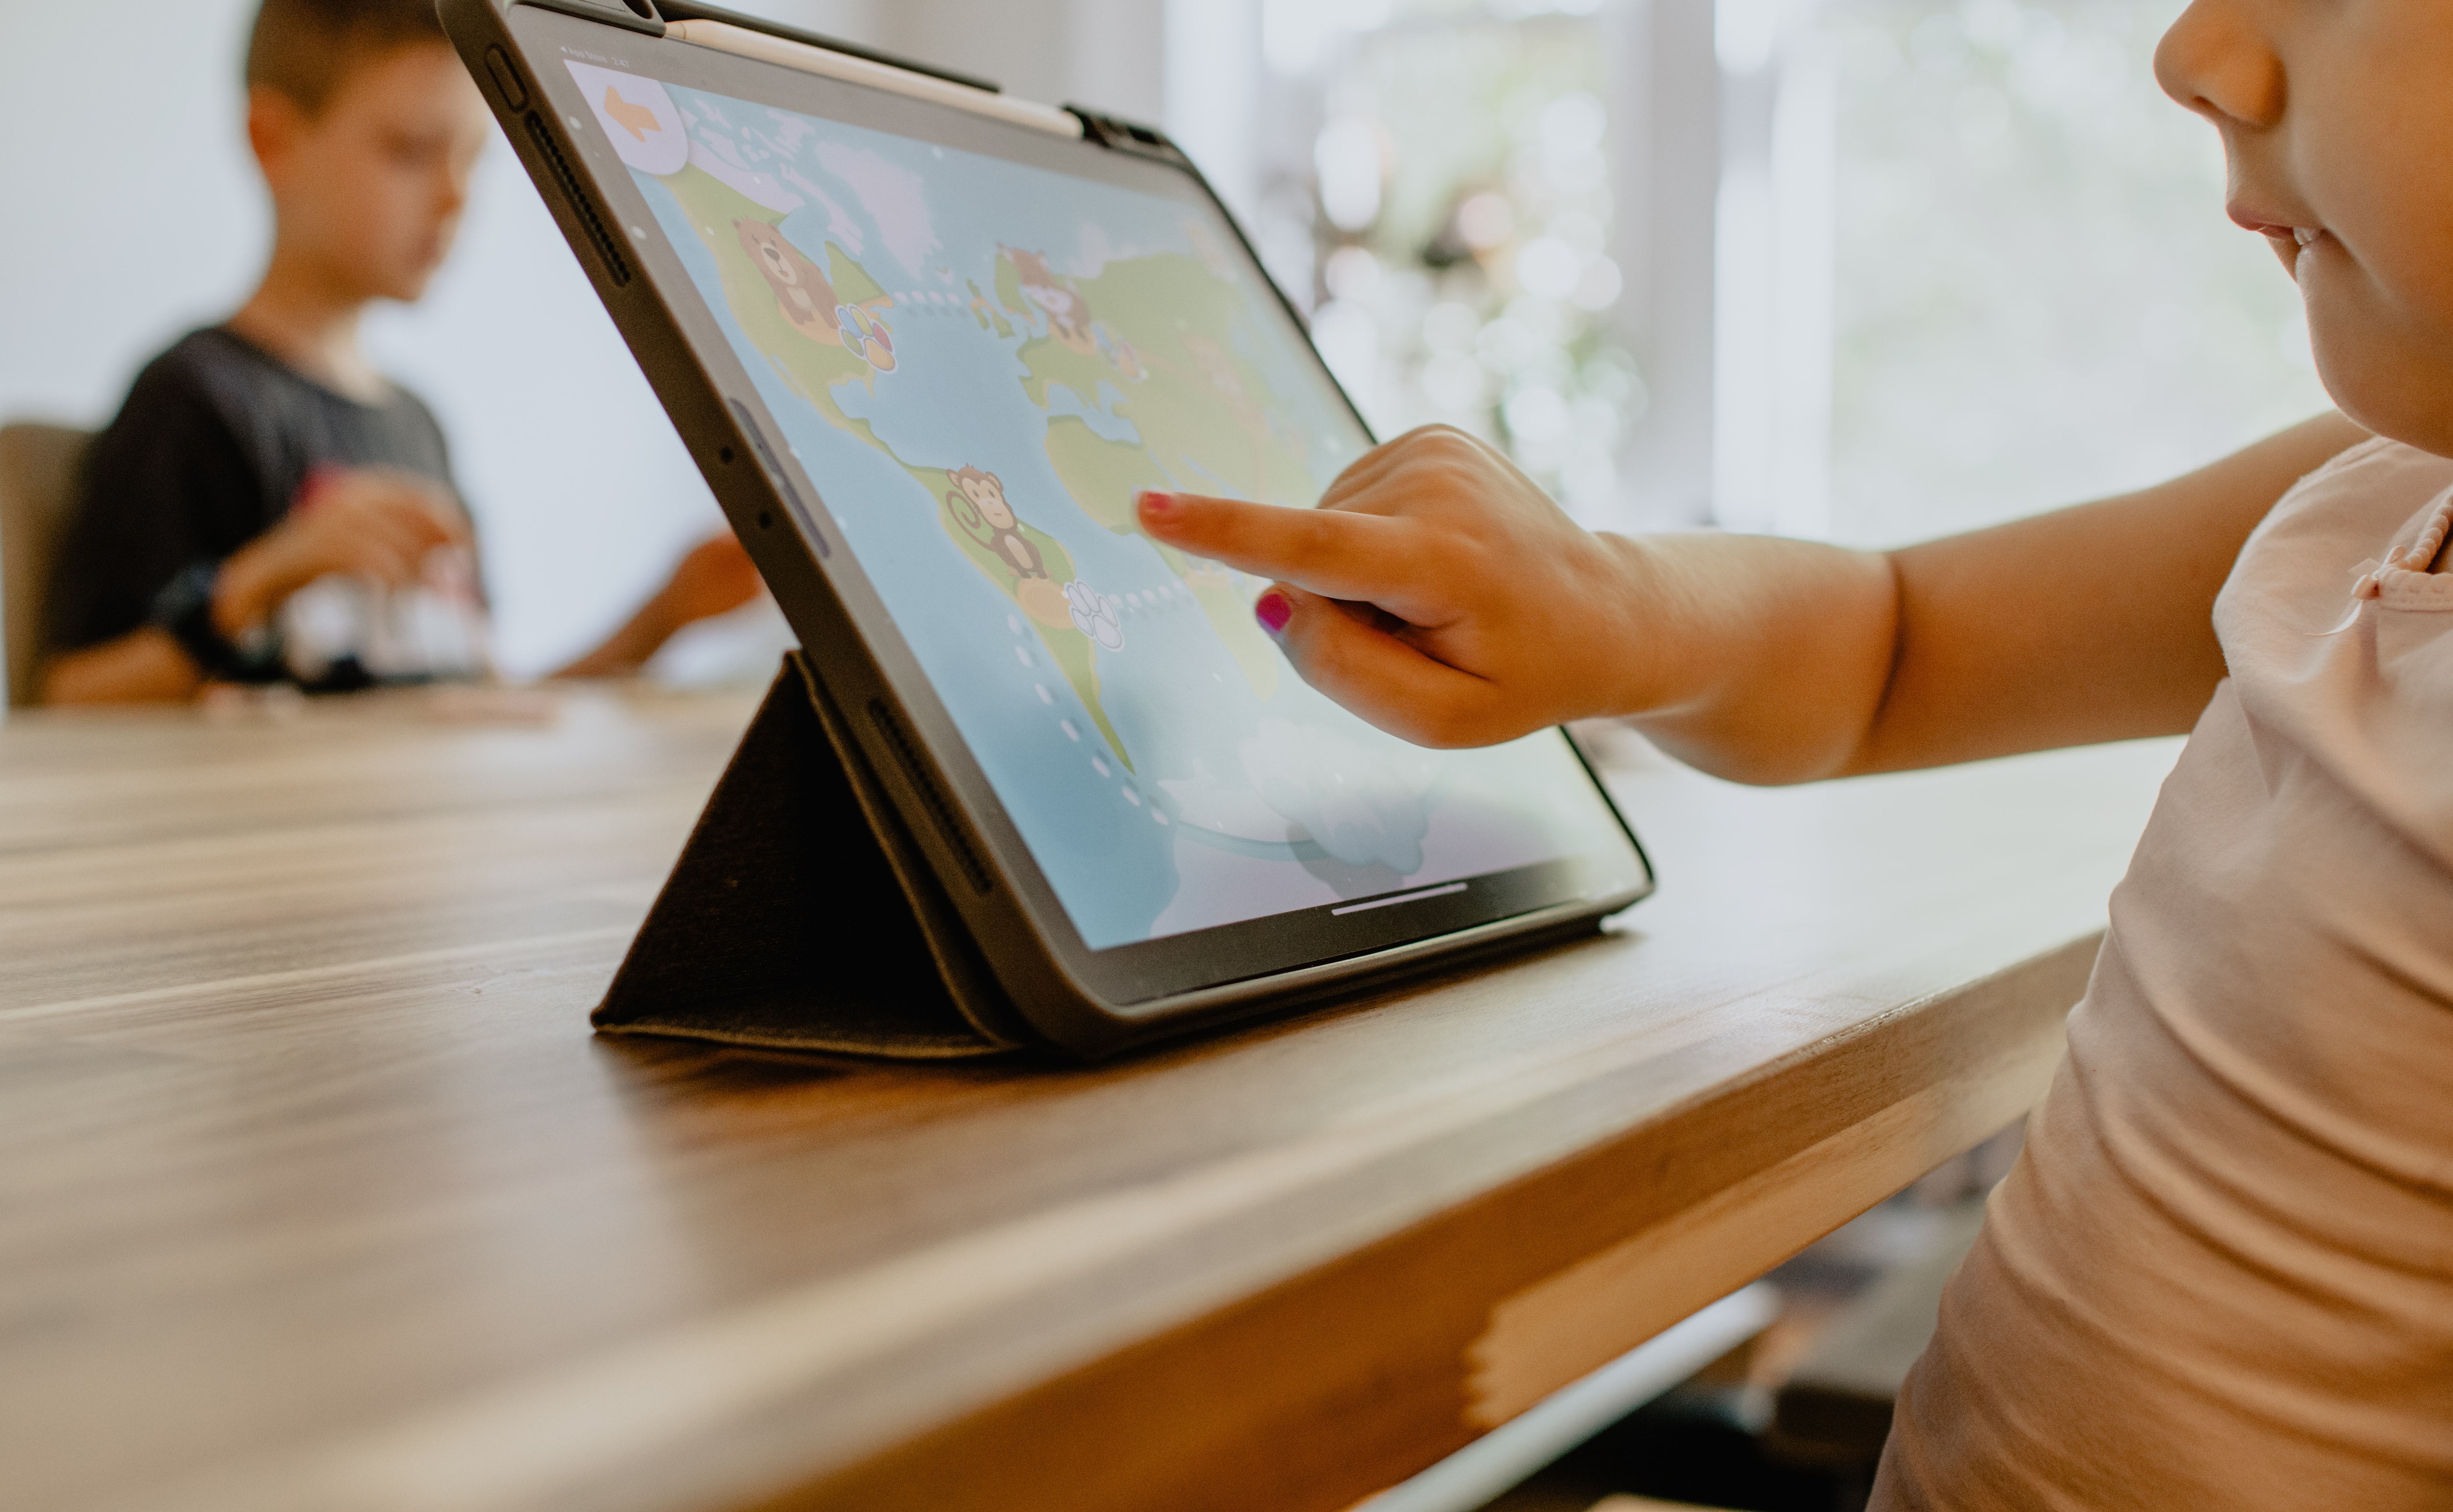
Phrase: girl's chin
[
  {"left": 2313, "top": 360, "right": 2453, "bottom": 458},
  {"left": 382, "top": 267, "right": 445, "bottom": 304},
  {"left": 2301, "top": 276, "right": 2453, "bottom": 450}
]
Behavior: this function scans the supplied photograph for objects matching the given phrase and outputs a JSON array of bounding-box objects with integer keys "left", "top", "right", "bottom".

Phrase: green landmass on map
[
  {"left": 994, "top": 256, "right": 1029, "bottom": 318},
  {"left": 665, "top": 165, "right": 879, "bottom": 430},
  {"left": 1043, "top": 416, "right": 1277, "bottom": 699},
  {"left": 1041, "top": 414, "right": 1161, "bottom": 534},
  {"left": 1006, "top": 250, "right": 1319, "bottom": 508},
  {"left": 660, "top": 160, "right": 1342, "bottom": 774},
  {"left": 663, "top": 163, "right": 1126, "bottom": 763},
  {"left": 906, "top": 461, "right": 1126, "bottom": 764},
  {"left": 1012, "top": 248, "right": 1315, "bottom": 700},
  {"left": 968, "top": 280, "right": 1013, "bottom": 338}
]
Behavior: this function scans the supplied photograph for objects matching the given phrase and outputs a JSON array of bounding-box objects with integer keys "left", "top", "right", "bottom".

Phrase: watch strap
[{"left": 149, "top": 561, "right": 245, "bottom": 679}]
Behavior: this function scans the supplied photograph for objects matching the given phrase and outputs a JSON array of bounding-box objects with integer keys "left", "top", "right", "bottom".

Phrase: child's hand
[
  {"left": 1137, "top": 426, "right": 1647, "bottom": 747},
  {"left": 652, "top": 532, "right": 763, "bottom": 631},
  {"left": 217, "top": 466, "right": 471, "bottom": 635},
  {"left": 550, "top": 532, "right": 765, "bottom": 680}
]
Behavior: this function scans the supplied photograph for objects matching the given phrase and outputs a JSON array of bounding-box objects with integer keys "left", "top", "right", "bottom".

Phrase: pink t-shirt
[{"left": 1874, "top": 437, "right": 2453, "bottom": 1510}]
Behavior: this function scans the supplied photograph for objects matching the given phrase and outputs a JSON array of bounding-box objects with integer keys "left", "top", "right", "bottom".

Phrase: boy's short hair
[{"left": 245, "top": 0, "right": 449, "bottom": 115}]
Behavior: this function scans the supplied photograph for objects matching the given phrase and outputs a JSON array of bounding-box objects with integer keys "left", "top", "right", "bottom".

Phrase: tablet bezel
[{"left": 451, "top": 0, "right": 1656, "bottom": 1050}]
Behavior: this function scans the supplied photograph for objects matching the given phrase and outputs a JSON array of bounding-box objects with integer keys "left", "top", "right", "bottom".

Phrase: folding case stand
[{"left": 593, "top": 653, "right": 1034, "bottom": 1058}]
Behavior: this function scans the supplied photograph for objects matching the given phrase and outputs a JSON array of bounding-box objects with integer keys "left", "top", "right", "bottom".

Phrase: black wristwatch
[{"left": 148, "top": 561, "right": 247, "bottom": 679}]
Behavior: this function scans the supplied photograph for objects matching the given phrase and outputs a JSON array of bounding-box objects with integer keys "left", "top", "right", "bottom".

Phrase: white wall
[
  {"left": 1609, "top": 0, "right": 1720, "bottom": 530},
  {"left": 2, "top": 1, "right": 268, "bottom": 432},
  {"left": 0, "top": 0, "right": 1167, "bottom": 678}
]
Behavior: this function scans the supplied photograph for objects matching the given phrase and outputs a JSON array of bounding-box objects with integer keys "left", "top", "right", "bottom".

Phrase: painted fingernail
[
  {"left": 1137, "top": 489, "right": 1178, "bottom": 518},
  {"left": 1255, "top": 590, "right": 1293, "bottom": 635}
]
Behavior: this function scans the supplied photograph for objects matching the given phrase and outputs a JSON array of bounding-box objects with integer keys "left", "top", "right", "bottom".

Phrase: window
[
  {"left": 1240, "top": 0, "right": 1642, "bottom": 527},
  {"left": 1206, "top": 0, "right": 2333, "bottom": 543},
  {"left": 1820, "top": 0, "right": 2329, "bottom": 545}
]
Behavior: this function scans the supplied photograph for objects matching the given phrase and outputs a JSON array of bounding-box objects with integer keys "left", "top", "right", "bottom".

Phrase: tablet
[{"left": 445, "top": 0, "right": 1656, "bottom": 1052}]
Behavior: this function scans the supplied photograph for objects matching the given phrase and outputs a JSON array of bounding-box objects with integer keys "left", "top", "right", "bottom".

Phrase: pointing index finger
[{"left": 1136, "top": 490, "right": 1445, "bottom": 619}]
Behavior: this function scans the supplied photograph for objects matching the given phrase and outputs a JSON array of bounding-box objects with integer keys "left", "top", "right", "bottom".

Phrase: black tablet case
[
  {"left": 524, "top": 16, "right": 1304, "bottom": 1057},
  {"left": 594, "top": 653, "right": 1034, "bottom": 1058}
]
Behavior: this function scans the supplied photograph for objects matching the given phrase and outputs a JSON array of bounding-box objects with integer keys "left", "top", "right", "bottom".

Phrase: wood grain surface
[{"left": 0, "top": 686, "right": 2180, "bottom": 1512}]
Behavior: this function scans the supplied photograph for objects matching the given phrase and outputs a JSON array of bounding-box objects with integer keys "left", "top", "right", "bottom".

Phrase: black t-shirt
[{"left": 44, "top": 326, "right": 465, "bottom": 659}]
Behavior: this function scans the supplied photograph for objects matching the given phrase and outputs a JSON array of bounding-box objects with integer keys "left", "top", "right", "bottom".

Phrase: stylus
[{"left": 661, "top": 19, "right": 1085, "bottom": 138}]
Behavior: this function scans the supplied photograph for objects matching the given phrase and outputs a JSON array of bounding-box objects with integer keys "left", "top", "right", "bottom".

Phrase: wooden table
[{"left": 0, "top": 684, "right": 2179, "bottom": 1512}]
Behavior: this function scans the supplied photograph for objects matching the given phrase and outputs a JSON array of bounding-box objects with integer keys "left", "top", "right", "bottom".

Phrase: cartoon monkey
[
  {"left": 737, "top": 219, "right": 840, "bottom": 343},
  {"left": 947, "top": 466, "right": 1048, "bottom": 580},
  {"left": 947, "top": 466, "right": 1075, "bottom": 629}
]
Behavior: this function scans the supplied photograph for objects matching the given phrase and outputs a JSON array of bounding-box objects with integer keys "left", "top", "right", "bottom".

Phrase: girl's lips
[{"left": 2229, "top": 208, "right": 2323, "bottom": 245}]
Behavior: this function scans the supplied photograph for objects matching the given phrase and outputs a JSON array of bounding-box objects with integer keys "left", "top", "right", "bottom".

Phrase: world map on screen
[{"left": 570, "top": 60, "right": 1619, "bottom": 948}]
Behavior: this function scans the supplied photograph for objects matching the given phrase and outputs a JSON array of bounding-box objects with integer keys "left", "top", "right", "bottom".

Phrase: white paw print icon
[{"left": 1064, "top": 580, "right": 1124, "bottom": 651}]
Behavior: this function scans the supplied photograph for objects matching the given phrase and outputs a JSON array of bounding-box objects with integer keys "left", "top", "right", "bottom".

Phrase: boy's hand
[
  {"left": 215, "top": 467, "right": 471, "bottom": 636},
  {"left": 1137, "top": 426, "right": 1647, "bottom": 747},
  {"left": 551, "top": 532, "right": 765, "bottom": 680},
  {"left": 651, "top": 532, "right": 763, "bottom": 631}
]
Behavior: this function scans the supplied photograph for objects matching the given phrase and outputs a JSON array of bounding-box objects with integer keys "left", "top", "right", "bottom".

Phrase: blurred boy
[{"left": 40, "top": 0, "right": 758, "bottom": 703}]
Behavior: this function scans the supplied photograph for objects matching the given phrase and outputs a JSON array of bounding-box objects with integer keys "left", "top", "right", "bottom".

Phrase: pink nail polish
[
  {"left": 1255, "top": 590, "right": 1293, "bottom": 635},
  {"left": 1138, "top": 489, "right": 1177, "bottom": 517}
]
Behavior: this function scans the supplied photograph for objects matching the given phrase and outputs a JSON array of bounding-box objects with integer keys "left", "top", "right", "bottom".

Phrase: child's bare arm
[
  {"left": 551, "top": 532, "right": 762, "bottom": 680},
  {"left": 40, "top": 468, "right": 466, "bottom": 705},
  {"left": 38, "top": 628, "right": 206, "bottom": 705},
  {"left": 1138, "top": 412, "right": 2365, "bottom": 784},
  {"left": 1844, "top": 410, "right": 2365, "bottom": 775}
]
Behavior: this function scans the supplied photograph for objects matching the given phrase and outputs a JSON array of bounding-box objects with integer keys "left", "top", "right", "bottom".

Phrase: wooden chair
[{"left": 0, "top": 423, "right": 94, "bottom": 708}]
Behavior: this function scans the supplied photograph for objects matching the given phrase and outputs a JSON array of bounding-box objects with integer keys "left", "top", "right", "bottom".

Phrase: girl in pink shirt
[{"left": 1137, "top": 0, "right": 2453, "bottom": 1505}]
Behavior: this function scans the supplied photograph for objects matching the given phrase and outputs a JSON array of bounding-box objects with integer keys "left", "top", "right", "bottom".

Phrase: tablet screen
[{"left": 559, "top": 51, "right": 1644, "bottom": 951}]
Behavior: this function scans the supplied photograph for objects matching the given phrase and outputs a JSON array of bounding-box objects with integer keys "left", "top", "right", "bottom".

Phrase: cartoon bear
[
  {"left": 1005, "top": 247, "right": 1099, "bottom": 356},
  {"left": 737, "top": 219, "right": 840, "bottom": 344}
]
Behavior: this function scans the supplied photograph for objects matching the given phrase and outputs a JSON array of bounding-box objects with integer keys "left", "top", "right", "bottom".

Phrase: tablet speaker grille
[
  {"left": 523, "top": 112, "right": 633, "bottom": 288},
  {"left": 868, "top": 699, "right": 994, "bottom": 895}
]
